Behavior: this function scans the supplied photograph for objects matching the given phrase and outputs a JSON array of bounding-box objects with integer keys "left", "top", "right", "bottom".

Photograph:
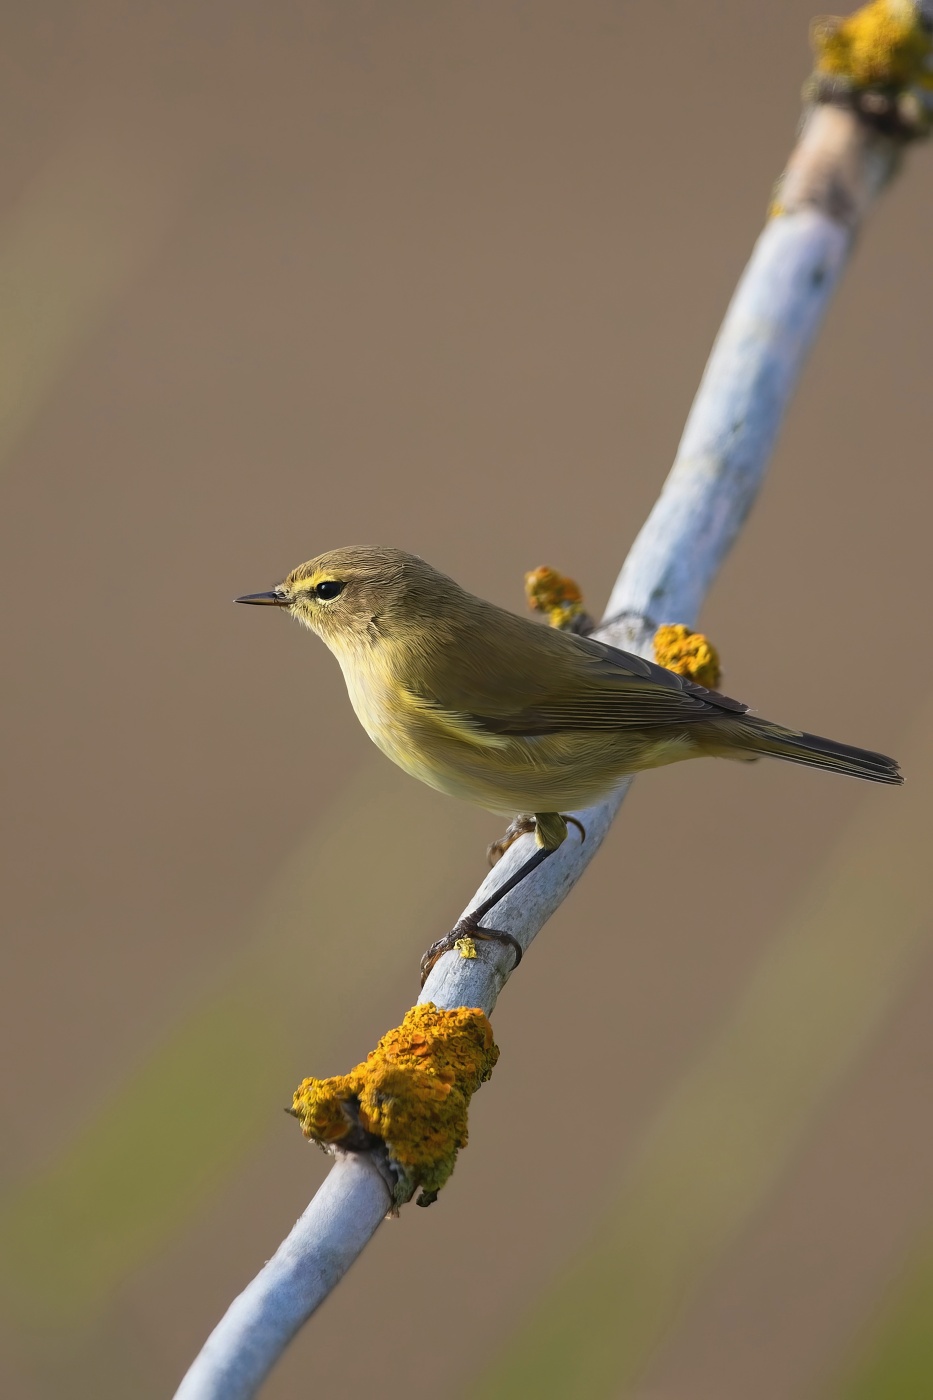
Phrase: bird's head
[{"left": 235, "top": 545, "right": 459, "bottom": 654}]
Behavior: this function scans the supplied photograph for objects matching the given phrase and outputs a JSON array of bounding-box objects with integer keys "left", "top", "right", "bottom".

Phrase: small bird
[{"left": 237, "top": 546, "right": 902, "bottom": 980}]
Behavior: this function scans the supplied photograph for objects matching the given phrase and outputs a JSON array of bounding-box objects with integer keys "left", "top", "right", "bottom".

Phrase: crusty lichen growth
[
  {"left": 291, "top": 1003, "right": 499, "bottom": 1208},
  {"left": 813, "top": 0, "right": 933, "bottom": 90},
  {"left": 653, "top": 623, "right": 722, "bottom": 689},
  {"left": 525, "top": 565, "right": 594, "bottom": 633}
]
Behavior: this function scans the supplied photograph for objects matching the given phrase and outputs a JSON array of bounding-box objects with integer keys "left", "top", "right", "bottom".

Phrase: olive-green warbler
[{"left": 237, "top": 546, "right": 901, "bottom": 980}]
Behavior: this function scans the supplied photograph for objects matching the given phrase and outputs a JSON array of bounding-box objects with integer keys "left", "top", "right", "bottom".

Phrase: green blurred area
[
  {"left": 838, "top": 1239, "right": 933, "bottom": 1400},
  {"left": 0, "top": 763, "right": 468, "bottom": 1331},
  {"left": 1, "top": 985, "right": 285, "bottom": 1325}
]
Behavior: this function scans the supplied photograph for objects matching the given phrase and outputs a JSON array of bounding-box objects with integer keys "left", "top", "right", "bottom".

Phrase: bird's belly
[
  {"left": 341, "top": 673, "right": 469, "bottom": 793},
  {"left": 420, "top": 729, "right": 693, "bottom": 814},
  {"left": 349, "top": 679, "right": 694, "bottom": 814}
]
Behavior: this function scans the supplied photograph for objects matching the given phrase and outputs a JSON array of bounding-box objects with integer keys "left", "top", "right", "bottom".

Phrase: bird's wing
[
  {"left": 469, "top": 635, "right": 747, "bottom": 735},
  {"left": 416, "top": 614, "right": 748, "bottom": 737}
]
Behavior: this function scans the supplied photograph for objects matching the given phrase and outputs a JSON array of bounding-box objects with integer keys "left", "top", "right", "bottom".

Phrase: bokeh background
[{"left": 2, "top": 3, "right": 932, "bottom": 1397}]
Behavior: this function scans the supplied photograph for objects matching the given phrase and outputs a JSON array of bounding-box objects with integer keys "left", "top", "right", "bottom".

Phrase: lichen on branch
[
  {"left": 814, "top": 0, "right": 933, "bottom": 89},
  {"left": 810, "top": 0, "right": 933, "bottom": 136},
  {"left": 652, "top": 623, "right": 722, "bottom": 689},
  {"left": 524, "top": 565, "right": 593, "bottom": 633},
  {"left": 290, "top": 1004, "right": 499, "bottom": 1208}
]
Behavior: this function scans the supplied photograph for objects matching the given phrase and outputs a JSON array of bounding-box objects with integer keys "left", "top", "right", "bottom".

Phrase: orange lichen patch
[
  {"left": 524, "top": 565, "right": 591, "bottom": 631},
  {"left": 291, "top": 1003, "right": 499, "bottom": 1207},
  {"left": 653, "top": 623, "right": 722, "bottom": 689},
  {"left": 813, "top": 0, "right": 933, "bottom": 90},
  {"left": 290, "top": 1081, "right": 357, "bottom": 1145}
]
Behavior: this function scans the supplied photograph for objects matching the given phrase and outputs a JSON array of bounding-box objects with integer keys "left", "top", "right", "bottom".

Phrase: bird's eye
[{"left": 314, "top": 579, "right": 345, "bottom": 600}]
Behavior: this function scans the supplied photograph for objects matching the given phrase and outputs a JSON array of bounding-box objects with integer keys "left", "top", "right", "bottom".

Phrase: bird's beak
[{"left": 234, "top": 591, "right": 289, "bottom": 606}]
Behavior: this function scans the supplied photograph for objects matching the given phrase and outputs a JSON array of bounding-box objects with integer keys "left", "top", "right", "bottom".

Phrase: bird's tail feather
[{"left": 712, "top": 717, "right": 903, "bottom": 785}]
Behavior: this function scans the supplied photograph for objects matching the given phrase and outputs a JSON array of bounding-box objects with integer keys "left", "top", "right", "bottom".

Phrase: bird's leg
[
  {"left": 419, "top": 845, "right": 552, "bottom": 986},
  {"left": 419, "top": 812, "right": 586, "bottom": 986}
]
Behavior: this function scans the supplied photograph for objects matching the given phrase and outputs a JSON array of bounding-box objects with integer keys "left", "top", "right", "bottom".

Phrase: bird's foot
[
  {"left": 421, "top": 816, "right": 585, "bottom": 986},
  {"left": 487, "top": 814, "right": 537, "bottom": 867},
  {"left": 488, "top": 813, "right": 587, "bottom": 866},
  {"left": 419, "top": 916, "right": 523, "bottom": 987}
]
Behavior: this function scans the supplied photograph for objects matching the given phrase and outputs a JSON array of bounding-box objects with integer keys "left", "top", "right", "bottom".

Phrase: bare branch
[
  {"left": 175, "top": 8, "right": 930, "bottom": 1395},
  {"left": 174, "top": 1157, "right": 389, "bottom": 1400}
]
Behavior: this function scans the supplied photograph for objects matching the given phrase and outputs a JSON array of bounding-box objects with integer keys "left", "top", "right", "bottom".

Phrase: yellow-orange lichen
[
  {"left": 291, "top": 1003, "right": 499, "bottom": 1207},
  {"left": 813, "top": 0, "right": 933, "bottom": 90},
  {"left": 524, "top": 565, "right": 591, "bottom": 631},
  {"left": 653, "top": 623, "right": 722, "bottom": 689}
]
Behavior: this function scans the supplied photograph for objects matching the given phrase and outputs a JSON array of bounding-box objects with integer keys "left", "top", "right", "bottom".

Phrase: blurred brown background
[{"left": 2, "top": 3, "right": 932, "bottom": 1397}]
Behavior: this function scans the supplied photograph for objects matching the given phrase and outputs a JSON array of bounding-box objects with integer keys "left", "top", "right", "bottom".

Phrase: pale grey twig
[{"left": 175, "top": 1157, "right": 389, "bottom": 1400}]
